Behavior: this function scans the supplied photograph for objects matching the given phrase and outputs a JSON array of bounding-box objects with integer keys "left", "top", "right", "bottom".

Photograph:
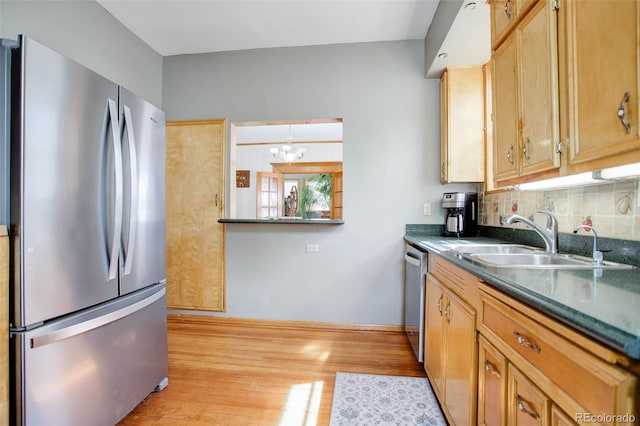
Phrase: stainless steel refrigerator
[{"left": 2, "top": 35, "right": 168, "bottom": 425}]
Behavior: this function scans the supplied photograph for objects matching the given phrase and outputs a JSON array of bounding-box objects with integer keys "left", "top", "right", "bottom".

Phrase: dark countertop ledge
[
  {"left": 219, "top": 218, "right": 344, "bottom": 225},
  {"left": 405, "top": 226, "right": 640, "bottom": 362}
]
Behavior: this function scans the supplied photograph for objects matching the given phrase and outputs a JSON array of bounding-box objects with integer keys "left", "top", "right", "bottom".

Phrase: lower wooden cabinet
[
  {"left": 508, "top": 363, "right": 551, "bottom": 425},
  {"left": 478, "top": 335, "right": 507, "bottom": 426},
  {"left": 424, "top": 272, "right": 477, "bottom": 425},
  {"left": 478, "top": 282, "right": 638, "bottom": 426}
]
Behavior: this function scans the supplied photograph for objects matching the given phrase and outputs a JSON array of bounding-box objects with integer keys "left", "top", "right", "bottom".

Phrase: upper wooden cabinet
[
  {"left": 440, "top": 66, "right": 486, "bottom": 183},
  {"left": 490, "top": 0, "right": 640, "bottom": 188},
  {"left": 560, "top": 0, "right": 640, "bottom": 174},
  {"left": 491, "top": 0, "right": 539, "bottom": 49},
  {"left": 491, "top": 0, "right": 560, "bottom": 187}
]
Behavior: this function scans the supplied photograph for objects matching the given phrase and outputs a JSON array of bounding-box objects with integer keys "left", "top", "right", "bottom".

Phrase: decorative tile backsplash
[{"left": 479, "top": 179, "right": 640, "bottom": 241}]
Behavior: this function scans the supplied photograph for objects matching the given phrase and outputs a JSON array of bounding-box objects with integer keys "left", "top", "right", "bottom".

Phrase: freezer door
[
  {"left": 119, "top": 88, "right": 166, "bottom": 295},
  {"left": 13, "top": 283, "right": 168, "bottom": 426},
  {"left": 11, "top": 36, "right": 121, "bottom": 328}
]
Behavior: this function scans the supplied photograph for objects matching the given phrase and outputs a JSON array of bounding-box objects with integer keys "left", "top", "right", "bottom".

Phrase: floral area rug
[{"left": 329, "top": 372, "right": 447, "bottom": 425}]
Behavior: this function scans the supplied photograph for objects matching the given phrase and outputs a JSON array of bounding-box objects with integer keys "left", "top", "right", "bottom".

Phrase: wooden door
[
  {"left": 517, "top": 0, "right": 560, "bottom": 178},
  {"left": 563, "top": 0, "right": 640, "bottom": 173},
  {"left": 166, "top": 119, "right": 226, "bottom": 311},
  {"left": 0, "top": 227, "right": 7, "bottom": 424},
  {"left": 256, "top": 172, "right": 283, "bottom": 218},
  {"left": 492, "top": 34, "right": 519, "bottom": 183},
  {"left": 478, "top": 336, "right": 507, "bottom": 426},
  {"left": 444, "top": 289, "right": 478, "bottom": 426},
  {"left": 332, "top": 171, "right": 343, "bottom": 219},
  {"left": 424, "top": 274, "right": 445, "bottom": 398}
]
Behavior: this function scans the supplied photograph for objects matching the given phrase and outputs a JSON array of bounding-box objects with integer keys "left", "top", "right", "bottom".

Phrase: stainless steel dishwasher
[{"left": 404, "top": 243, "right": 428, "bottom": 363}]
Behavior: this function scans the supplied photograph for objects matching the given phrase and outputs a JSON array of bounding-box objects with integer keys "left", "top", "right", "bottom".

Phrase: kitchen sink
[
  {"left": 447, "top": 244, "right": 541, "bottom": 255},
  {"left": 463, "top": 252, "right": 635, "bottom": 270}
]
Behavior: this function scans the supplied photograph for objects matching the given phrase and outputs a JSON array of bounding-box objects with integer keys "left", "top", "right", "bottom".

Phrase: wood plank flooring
[{"left": 118, "top": 315, "right": 425, "bottom": 425}]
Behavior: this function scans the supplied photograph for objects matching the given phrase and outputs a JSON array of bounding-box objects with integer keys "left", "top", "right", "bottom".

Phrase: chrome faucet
[
  {"left": 502, "top": 210, "right": 559, "bottom": 253},
  {"left": 573, "top": 224, "right": 603, "bottom": 265}
]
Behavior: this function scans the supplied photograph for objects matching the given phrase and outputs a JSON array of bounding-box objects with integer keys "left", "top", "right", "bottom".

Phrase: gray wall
[
  {"left": 0, "top": 0, "right": 163, "bottom": 106},
  {"left": 163, "top": 41, "right": 475, "bottom": 325}
]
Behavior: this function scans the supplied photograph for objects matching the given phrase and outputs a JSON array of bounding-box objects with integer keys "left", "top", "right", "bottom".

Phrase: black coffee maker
[{"left": 442, "top": 192, "right": 478, "bottom": 237}]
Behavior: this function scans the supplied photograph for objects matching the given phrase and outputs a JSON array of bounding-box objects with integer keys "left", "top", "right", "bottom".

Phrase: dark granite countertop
[{"left": 405, "top": 226, "right": 640, "bottom": 361}]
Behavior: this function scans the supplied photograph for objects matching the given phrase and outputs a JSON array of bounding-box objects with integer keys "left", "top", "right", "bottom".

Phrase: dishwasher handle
[{"left": 405, "top": 252, "right": 422, "bottom": 267}]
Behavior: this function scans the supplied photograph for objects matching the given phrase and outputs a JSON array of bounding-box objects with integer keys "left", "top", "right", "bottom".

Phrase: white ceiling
[{"left": 97, "top": 0, "right": 441, "bottom": 57}]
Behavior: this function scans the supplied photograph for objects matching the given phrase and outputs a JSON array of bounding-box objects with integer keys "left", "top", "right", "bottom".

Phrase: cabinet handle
[
  {"left": 504, "top": 0, "right": 512, "bottom": 19},
  {"left": 444, "top": 300, "right": 451, "bottom": 324},
  {"left": 507, "top": 145, "right": 514, "bottom": 165},
  {"left": 215, "top": 193, "right": 219, "bottom": 207},
  {"left": 514, "top": 331, "right": 541, "bottom": 352},
  {"left": 617, "top": 92, "right": 631, "bottom": 134},
  {"left": 517, "top": 395, "right": 541, "bottom": 421},
  {"left": 523, "top": 138, "right": 531, "bottom": 163},
  {"left": 437, "top": 294, "right": 443, "bottom": 316},
  {"left": 484, "top": 360, "right": 501, "bottom": 377}
]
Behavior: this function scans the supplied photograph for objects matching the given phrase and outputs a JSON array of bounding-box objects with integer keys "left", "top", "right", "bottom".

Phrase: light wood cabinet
[
  {"left": 492, "top": 34, "right": 519, "bottom": 182},
  {"left": 560, "top": 0, "right": 640, "bottom": 174},
  {"left": 491, "top": 0, "right": 561, "bottom": 187},
  {"left": 508, "top": 363, "right": 551, "bottom": 425},
  {"left": 491, "top": 0, "right": 539, "bottom": 49},
  {"left": 424, "top": 255, "right": 478, "bottom": 425},
  {"left": 479, "top": 335, "right": 507, "bottom": 426},
  {"left": 440, "top": 66, "right": 485, "bottom": 183},
  {"left": 491, "top": 0, "right": 640, "bottom": 188},
  {"left": 478, "top": 283, "right": 638, "bottom": 425},
  {"left": 166, "top": 119, "right": 226, "bottom": 312}
]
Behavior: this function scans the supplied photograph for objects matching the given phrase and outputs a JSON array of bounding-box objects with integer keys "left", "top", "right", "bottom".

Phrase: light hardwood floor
[{"left": 118, "top": 315, "right": 425, "bottom": 425}]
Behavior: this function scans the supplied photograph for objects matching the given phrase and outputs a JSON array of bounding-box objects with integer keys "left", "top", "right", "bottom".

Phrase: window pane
[
  {"left": 270, "top": 208, "right": 277, "bottom": 217},
  {"left": 261, "top": 193, "right": 269, "bottom": 206},
  {"left": 270, "top": 193, "right": 277, "bottom": 206}
]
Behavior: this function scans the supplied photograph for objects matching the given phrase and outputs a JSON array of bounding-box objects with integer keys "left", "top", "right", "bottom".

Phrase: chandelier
[{"left": 270, "top": 125, "right": 305, "bottom": 162}]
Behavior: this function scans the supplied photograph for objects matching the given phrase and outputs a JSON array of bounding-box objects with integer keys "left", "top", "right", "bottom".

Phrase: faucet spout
[
  {"left": 573, "top": 224, "right": 603, "bottom": 265},
  {"left": 502, "top": 210, "right": 559, "bottom": 253}
]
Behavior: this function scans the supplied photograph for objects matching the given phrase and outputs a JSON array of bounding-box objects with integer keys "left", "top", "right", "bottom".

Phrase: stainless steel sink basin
[
  {"left": 448, "top": 244, "right": 541, "bottom": 255},
  {"left": 464, "top": 252, "right": 635, "bottom": 270}
]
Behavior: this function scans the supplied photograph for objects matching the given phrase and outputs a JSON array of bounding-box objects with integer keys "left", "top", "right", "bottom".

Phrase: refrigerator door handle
[
  {"left": 107, "top": 98, "right": 123, "bottom": 281},
  {"left": 122, "top": 105, "right": 138, "bottom": 276},
  {"left": 31, "top": 287, "right": 165, "bottom": 349}
]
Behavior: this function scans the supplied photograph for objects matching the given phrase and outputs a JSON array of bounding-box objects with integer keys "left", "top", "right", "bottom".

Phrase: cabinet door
[
  {"left": 166, "top": 120, "right": 226, "bottom": 312},
  {"left": 508, "top": 364, "right": 550, "bottom": 426},
  {"left": 517, "top": 0, "right": 560, "bottom": 178},
  {"left": 563, "top": 0, "right": 640, "bottom": 173},
  {"left": 492, "top": 0, "right": 517, "bottom": 48},
  {"left": 424, "top": 274, "right": 445, "bottom": 397},
  {"left": 492, "top": 34, "right": 519, "bottom": 183},
  {"left": 550, "top": 405, "right": 576, "bottom": 426},
  {"left": 444, "top": 289, "right": 478, "bottom": 426},
  {"left": 440, "top": 67, "right": 485, "bottom": 183},
  {"left": 478, "top": 336, "right": 507, "bottom": 426}
]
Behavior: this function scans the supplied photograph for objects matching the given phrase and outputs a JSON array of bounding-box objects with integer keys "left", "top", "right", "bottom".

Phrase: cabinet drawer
[
  {"left": 430, "top": 255, "right": 479, "bottom": 308},
  {"left": 480, "top": 293, "right": 637, "bottom": 420}
]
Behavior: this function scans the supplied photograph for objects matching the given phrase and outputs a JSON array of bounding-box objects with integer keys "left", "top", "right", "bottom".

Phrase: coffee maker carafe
[{"left": 442, "top": 192, "right": 478, "bottom": 237}]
